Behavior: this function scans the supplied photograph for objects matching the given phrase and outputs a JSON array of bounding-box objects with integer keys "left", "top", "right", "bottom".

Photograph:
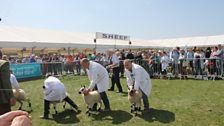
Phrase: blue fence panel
[{"left": 10, "top": 63, "right": 42, "bottom": 79}]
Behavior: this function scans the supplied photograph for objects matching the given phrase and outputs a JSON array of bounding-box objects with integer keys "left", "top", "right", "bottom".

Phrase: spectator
[
  {"left": 187, "top": 48, "right": 194, "bottom": 72},
  {"left": 29, "top": 54, "right": 36, "bottom": 63},
  {"left": 160, "top": 52, "right": 169, "bottom": 79},
  {"left": 108, "top": 51, "right": 123, "bottom": 93},
  {"left": 22, "top": 56, "right": 30, "bottom": 63},
  {"left": 74, "top": 54, "right": 81, "bottom": 75},
  {"left": 126, "top": 50, "right": 134, "bottom": 59},
  {"left": 170, "top": 47, "right": 180, "bottom": 77},
  {"left": 35, "top": 56, "right": 43, "bottom": 63}
]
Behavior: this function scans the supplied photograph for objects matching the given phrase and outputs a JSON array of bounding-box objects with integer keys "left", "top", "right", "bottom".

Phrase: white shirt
[
  {"left": 161, "top": 55, "right": 169, "bottom": 71},
  {"left": 111, "top": 54, "right": 120, "bottom": 68},
  {"left": 10, "top": 73, "right": 20, "bottom": 91},
  {"left": 86, "top": 61, "right": 109, "bottom": 93},
  {"left": 44, "top": 76, "right": 67, "bottom": 101},
  {"left": 125, "top": 63, "right": 152, "bottom": 96}
]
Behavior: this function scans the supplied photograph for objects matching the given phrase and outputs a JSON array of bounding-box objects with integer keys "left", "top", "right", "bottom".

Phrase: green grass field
[{"left": 12, "top": 76, "right": 224, "bottom": 126}]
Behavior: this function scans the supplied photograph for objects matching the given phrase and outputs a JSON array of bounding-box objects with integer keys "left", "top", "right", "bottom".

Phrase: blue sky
[{"left": 0, "top": 0, "right": 224, "bottom": 39}]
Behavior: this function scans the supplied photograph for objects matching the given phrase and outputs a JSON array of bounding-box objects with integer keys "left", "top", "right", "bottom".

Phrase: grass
[{"left": 12, "top": 76, "right": 224, "bottom": 126}]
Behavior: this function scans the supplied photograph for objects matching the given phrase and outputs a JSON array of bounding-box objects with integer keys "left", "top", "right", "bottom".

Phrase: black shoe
[
  {"left": 103, "top": 108, "right": 111, "bottom": 112},
  {"left": 108, "top": 88, "right": 114, "bottom": 91},
  {"left": 40, "top": 115, "right": 49, "bottom": 119},
  {"left": 116, "top": 90, "right": 123, "bottom": 93},
  {"left": 76, "top": 109, "right": 81, "bottom": 113},
  {"left": 143, "top": 108, "right": 150, "bottom": 113}
]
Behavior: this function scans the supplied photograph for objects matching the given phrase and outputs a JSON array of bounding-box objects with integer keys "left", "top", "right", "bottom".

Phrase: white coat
[
  {"left": 10, "top": 73, "right": 20, "bottom": 91},
  {"left": 44, "top": 76, "right": 67, "bottom": 102},
  {"left": 125, "top": 63, "right": 152, "bottom": 96},
  {"left": 86, "top": 61, "right": 109, "bottom": 93},
  {"left": 161, "top": 55, "right": 169, "bottom": 71}
]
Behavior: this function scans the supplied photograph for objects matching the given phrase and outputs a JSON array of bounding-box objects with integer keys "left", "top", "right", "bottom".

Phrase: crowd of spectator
[{"left": 3, "top": 44, "right": 224, "bottom": 80}]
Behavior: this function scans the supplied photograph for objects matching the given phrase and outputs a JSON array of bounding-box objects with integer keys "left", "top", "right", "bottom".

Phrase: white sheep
[
  {"left": 49, "top": 92, "right": 72, "bottom": 114},
  {"left": 78, "top": 86, "right": 102, "bottom": 116},
  {"left": 50, "top": 100, "right": 67, "bottom": 114},
  {"left": 128, "top": 86, "right": 142, "bottom": 116},
  {"left": 12, "top": 89, "right": 31, "bottom": 110}
]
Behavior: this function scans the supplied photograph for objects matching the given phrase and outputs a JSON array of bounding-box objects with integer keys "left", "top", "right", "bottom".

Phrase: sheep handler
[
  {"left": 80, "top": 58, "right": 111, "bottom": 112},
  {"left": 40, "top": 74, "right": 80, "bottom": 119},
  {"left": 124, "top": 59, "right": 152, "bottom": 112}
]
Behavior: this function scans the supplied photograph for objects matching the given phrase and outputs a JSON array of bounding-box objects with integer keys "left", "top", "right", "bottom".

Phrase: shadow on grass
[
  {"left": 51, "top": 109, "right": 80, "bottom": 124},
  {"left": 118, "top": 91, "right": 128, "bottom": 97},
  {"left": 92, "top": 110, "right": 132, "bottom": 124},
  {"left": 139, "top": 108, "right": 175, "bottom": 123}
]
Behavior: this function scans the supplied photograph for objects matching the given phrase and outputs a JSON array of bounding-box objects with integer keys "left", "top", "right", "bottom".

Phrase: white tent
[
  {"left": 0, "top": 25, "right": 224, "bottom": 51},
  {"left": 0, "top": 26, "right": 150, "bottom": 50}
]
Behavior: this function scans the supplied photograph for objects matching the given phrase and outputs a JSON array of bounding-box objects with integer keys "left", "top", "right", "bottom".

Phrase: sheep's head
[
  {"left": 128, "top": 86, "right": 135, "bottom": 96},
  {"left": 78, "top": 85, "right": 86, "bottom": 94}
]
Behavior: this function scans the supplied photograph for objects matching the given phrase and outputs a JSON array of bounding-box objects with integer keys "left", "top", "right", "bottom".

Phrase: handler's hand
[{"left": 0, "top": 110, "right": 32, "bottom": 126}]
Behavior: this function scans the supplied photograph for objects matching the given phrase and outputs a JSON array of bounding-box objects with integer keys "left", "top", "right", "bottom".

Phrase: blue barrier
[{"left": 10, "top": 63, "right": 42, "bottom": 79}]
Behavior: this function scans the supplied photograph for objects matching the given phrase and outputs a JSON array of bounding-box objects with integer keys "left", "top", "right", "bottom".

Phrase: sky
[{"left": 0, "top": 0, "right": 224, "bottom": 40}]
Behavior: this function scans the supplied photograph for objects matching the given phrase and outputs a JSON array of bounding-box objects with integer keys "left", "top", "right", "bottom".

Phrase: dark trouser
[
  {"left": 99, "top": 92, "right": 110, "bottom": 109},
  {"left": 120, "top": 61, "right": 124, "bottom": 76},
  {"left": 75, "top": 65, "right": 81, "bottom": 75},
  {"left": 0, "top": 103, "right": 11, "bottom": 115},
  {"left": 63, "top": 96, "right": 79, "bottom": 109},
  {"left": 52, "top": 64, "right": 58, "bottom": 75},
  {"left": 93, "top": 86, "right": 110, "bottom": 110},
  {"left": 140, "top": 89, "right": 149, "bottom": 110},
  {"left": 44, "top": 100, "right": 50, "bottom": 117},
  {"left": 110, "top": 67, "right": 123, "bottom": 92},
  {"left": 44, "top": 96, "right": 78, "bottom": 116}
]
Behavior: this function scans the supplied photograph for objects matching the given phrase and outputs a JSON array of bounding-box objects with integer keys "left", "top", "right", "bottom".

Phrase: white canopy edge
[{"left": 0, "top": 25, "right": 224, "bottom": 49}]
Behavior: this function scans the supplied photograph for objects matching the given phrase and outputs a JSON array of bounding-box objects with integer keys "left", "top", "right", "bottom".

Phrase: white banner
[{"left": 96, "top": 32, "right": 130, "bottom": 41}]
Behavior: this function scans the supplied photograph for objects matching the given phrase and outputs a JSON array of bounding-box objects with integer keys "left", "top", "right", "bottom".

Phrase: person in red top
[{"left": 65, "top": 55, "right": 74, "bottom": 74}]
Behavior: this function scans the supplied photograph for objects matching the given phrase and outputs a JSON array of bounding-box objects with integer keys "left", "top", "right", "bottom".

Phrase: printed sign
[
  {"left": 10, "top": 63, "right": 42, "bottom": 79},
  {"left": 96, "top": 32, "right": 130, "bottom": 41}
]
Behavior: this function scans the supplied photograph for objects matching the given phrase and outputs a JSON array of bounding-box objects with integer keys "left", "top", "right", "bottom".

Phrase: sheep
[
  {"left": 50, "top": 100, "right": 67, "bottom": 114},
  {"left": 78, "top": 86, "right": 102, "bottom": 116},
  {"left": 12, "top": 89, "right": 31, "bottom": 110},
  {"left": 49, "top": 92, "right": 73, "bottom": 114},
  {"left": 127, "top": 85, "right": 142, "bottom": 116}
]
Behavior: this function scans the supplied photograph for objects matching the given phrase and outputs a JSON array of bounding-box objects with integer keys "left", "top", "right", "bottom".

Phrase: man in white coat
[
  {"left": 124, "top": 59, "right": 152, "bottom": 112},
  {"left": 80, "top": 58, "right": 111, "bottom": 111},
  {"left": 40, "top": 74, "right": 80, "bottom": 119},
  {"left": 10, "top": 70, "right": 20, "bottom": 92}
]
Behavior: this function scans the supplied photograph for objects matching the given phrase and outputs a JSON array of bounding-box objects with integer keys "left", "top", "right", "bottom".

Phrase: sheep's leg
[
  {"left": 26, "top": 98, "right": 31, "bottom": 109},
  {"left": 89, "top": 104, "right": 94, "bottom": 113},
  {"left": 97, "top": 101, "right": 102, "bottom": 111},
  {"left": 53, "top": 104, "right": 58, "bottom": 114},
  {"left": 86, "top": 105, "right": 90, "bottom": 114},
  {"left": 130, "top": 103, "right": 135, "bottom": 113},
  {"left": 85, "top": 106, "right": 92, "bottom": 116},
  {"left": 136, "top": 100, "right": 141, "bottom": 111},
  {"left": 63, "top": 101, "right": 66, "bottom": 109},
  {"left": 17, "top": 100, "right": 23, "bottom": 110}
]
